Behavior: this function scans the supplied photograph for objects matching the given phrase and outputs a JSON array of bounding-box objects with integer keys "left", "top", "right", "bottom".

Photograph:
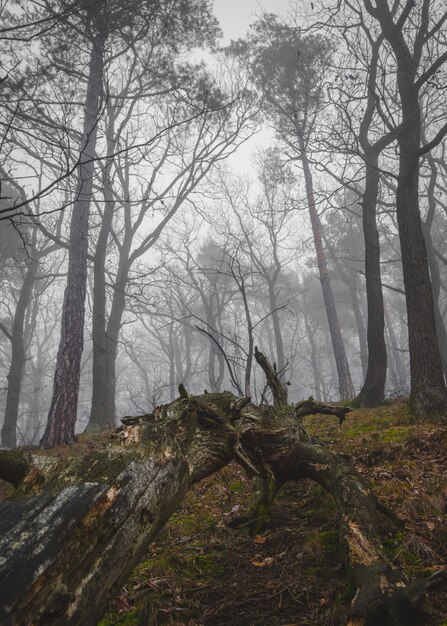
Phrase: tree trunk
[
  {"left": 1, "top": 387, "right": 443, "bottom": 626},
  {"left": 348, "top": 275, "right": 368, "bottom": 379},
  {"left": 357, "top": 155, "right": 387, "bottom": 407},
  {"left": 324, "top": 234, "right": 368, "bottom": 382},
  {"left": 89, "top": 118, "right": 117, "bottom": 432},
  {"left": 298, "top": 134, "right": 354, "bottom": 400},
  {"left": 384, "top": 306, "right": 408, "bottom": 395},
  {"left": 267, "top": 280, "right": 285, "bottom": 373},
  {"left": 2, "top": 258, "right": 38, "bottom": 447},
  {"left": 422, "top": 161, "right": 447, "bottom": 380},
  {"left": 42, "top": 32, "right": 105, "bottom": 447},
  {"left": 395, "top": 104, "right": 447, "bottom": 414},
  {"left": 307, "top": 321, "right": 322, "bottom": 400},
  {"left": 364, "top": 0, "right": 447, "bottom": 415}
]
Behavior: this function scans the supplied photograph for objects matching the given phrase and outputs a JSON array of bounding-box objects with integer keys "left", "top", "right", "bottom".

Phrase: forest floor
[{"left": 97, "top": 401, "right": 445, "bottom": 625}]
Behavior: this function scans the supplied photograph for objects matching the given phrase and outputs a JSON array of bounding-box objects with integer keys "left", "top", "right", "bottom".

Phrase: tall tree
[
  {"left": 228, "top": 16, "right": 355, "bottom": 400},
  {"left": 42, "top": 0, "right": 221, "bottom": 445},
  {"left": 362, "top": 0, "right": 447, "bottom": 414},
  {"left": 42, "top": 0, "right": 107, "bottom": 447}
]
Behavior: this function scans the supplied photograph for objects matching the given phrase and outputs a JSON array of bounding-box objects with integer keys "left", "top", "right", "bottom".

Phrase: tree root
[{"left": 242, "top": 437, "right": 446, "bottom": 626}]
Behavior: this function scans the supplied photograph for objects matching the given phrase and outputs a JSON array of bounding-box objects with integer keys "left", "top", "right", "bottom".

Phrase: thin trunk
[
  {"left": 348, "top": 276, "right": 368, "bottom": 379},
  {"left": 325, "top": 236, "right": 368, "bottom": 381},
  {"left": 357, "top": 155, "right": 387, "bottom": 406},
  {"left": 102, "top": 239, "right": 133, "bottom": 421},
  {"left": 267, "top": 280, "right": 285, "bottom": 373},
  {"left": 27, "top": 342, "right": 44, "bottom": 444},
  {"left": 240, "top": 278, "right": 253, "bottom": 396},
  {"left": 42, "top": 32, "right": 105, "bottom": 447},
  {"left": 425, "top": 232, "right": 447, "bottom": 379},
  {"left": 215, "top": 323, "right": 225, "bottom": 391},
  {"left": 2, "top": 259, "right": 38, "bottom": 447},
  {"left": 169, "top": 338, "right": 176, "bottom": 402},
  {"left": 384, "top": 306, "right": 408, "bottom": 395},
  {"left": 88, "top": 122, "right": 117, "bottom": 432},
  {"left": 298, "top": 135, "right": 354, "bottom": 400},
  {"left": 422, "top": 157, "right": 447, "bottom": 380},
  {"left": 305, "top": 317, "right": 322, "bottom": 401},
  {"left": 385, "top": 324, "right": 401, "bottom": 394}
]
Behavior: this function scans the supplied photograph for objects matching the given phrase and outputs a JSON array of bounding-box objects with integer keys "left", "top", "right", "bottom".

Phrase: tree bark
[
  {"left": 356, "top": 155, "right": 387, "bottom": 407},
  {"left": 89, "top": 115, "right": 117, "bottom": 432},
  {"left": 298, "top": 134, "right": 354, "bottom": 400},
  {"left": 364, "top": 0, "right": 447, "bottom": 415},
  {"left": 267, "top": 279, "right": 285, "bottom": 374},
  {"left": 42, "top": 31, "right": 106, "bottom": 447},
  {"left": 2, "top": 383, "right": 443, "bottom": 625},
  {"left": 306, "top": 319, "right": 323, "bottom": 400},
  {"left": 97, "top": 235, "right": 133, "bottom": 424},
  {"left": 384, "top": 305, "right": 408, "bottom": 395},
  {"left": 396, "top": 107, "right": 447, "bottom": 414},
  {"left": 422, "top": 155, "right": 447, "bottom": 380}
]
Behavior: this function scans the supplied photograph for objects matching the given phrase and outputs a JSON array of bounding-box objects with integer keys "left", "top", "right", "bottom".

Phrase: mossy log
[{"left": 0, "top": 391, "right": 444, "bottom": 626}]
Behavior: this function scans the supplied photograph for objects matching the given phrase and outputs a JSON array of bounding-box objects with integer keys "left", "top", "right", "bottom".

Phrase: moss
[
  {"left": 383, "top": 532, "right": 419, "bottom": 565},
  {"left": 169, "top": 510, "right": 216, "bottom": 535},
  {"left": 135, "top": 548, "right": 225, "bottom": 582},
  {"left": 305, "top": 529, "right": 339, "bottom": 554},
  {"left": 229, "top": 481, "right": 245, "bottom": 494},
  {"left": 69, "top": 450, "right": 135, "bottom": 483},
  {"left": 182, "top": 550, "right": 225, "bottom": 579},
  {"left": 98, "top": 608, "right": 139, "bottom": 626},
  {"left": 345, "top": 420, "right": 387, "bottom": 438},
  {"left": 134, "top": 553, "right": 177, "bottom": 577},
  {"left": 302, "top": 564, "right": 336, "bottom": 578},
  {"left": 349, "top": 397, "right": 362, "bottom": 409},
  {"left": 380, "top": 427, "right": 411, "bottom": 443}
]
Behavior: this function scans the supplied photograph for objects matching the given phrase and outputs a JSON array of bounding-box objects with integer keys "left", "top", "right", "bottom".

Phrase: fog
[{"left": 1, "top": 0, "right": 446, "bottom": 447}]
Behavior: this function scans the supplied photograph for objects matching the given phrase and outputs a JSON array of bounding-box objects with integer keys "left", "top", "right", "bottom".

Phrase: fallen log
[{"left": 0, "top": 389, "right": 444, "bottom": 626}]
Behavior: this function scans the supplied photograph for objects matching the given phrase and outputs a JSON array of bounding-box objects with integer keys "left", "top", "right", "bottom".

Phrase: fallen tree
[{"left": 0, "top": 353, "right": 445, "bottom": 626}]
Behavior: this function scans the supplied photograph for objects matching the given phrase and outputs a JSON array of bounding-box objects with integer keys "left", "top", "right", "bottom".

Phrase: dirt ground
[{"left": 97, "top": 401, "right": 446, "bottom": 625}]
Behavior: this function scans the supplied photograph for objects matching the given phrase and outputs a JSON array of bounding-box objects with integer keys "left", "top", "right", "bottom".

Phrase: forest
[{"left": 0, "top": 0, "right": 446, "bottom": 624}]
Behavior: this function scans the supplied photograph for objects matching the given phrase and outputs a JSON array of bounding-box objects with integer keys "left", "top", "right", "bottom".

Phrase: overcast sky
[
  {"left": 213, "top": 0, "right": 289, "bottom": 43},
  {"left": 209, "top": 1, "right": 291, "bottom": 173}
]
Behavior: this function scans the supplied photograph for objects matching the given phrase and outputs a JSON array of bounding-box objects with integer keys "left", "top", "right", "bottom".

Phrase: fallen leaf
[{"left": 251, "top": 556, "right": 274, "bottom": 567}]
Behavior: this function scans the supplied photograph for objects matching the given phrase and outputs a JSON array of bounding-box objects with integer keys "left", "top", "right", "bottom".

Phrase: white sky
[
  {"left": 213, "top": 0, "right": 290, "bottom": 43},
  {"left": 209, "top": 1, "right": 293, "bottom": 174}
]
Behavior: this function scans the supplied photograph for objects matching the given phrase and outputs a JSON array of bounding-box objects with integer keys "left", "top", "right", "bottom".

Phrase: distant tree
[
  {"left": 86, "top": 67, "right": 257, "bottom": 432},
  {"left": 221, "top": 151, "right": 297, "bottom": 376},
  {"left": 0, "top": 182, "right": 60, "bottom": 447}
]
